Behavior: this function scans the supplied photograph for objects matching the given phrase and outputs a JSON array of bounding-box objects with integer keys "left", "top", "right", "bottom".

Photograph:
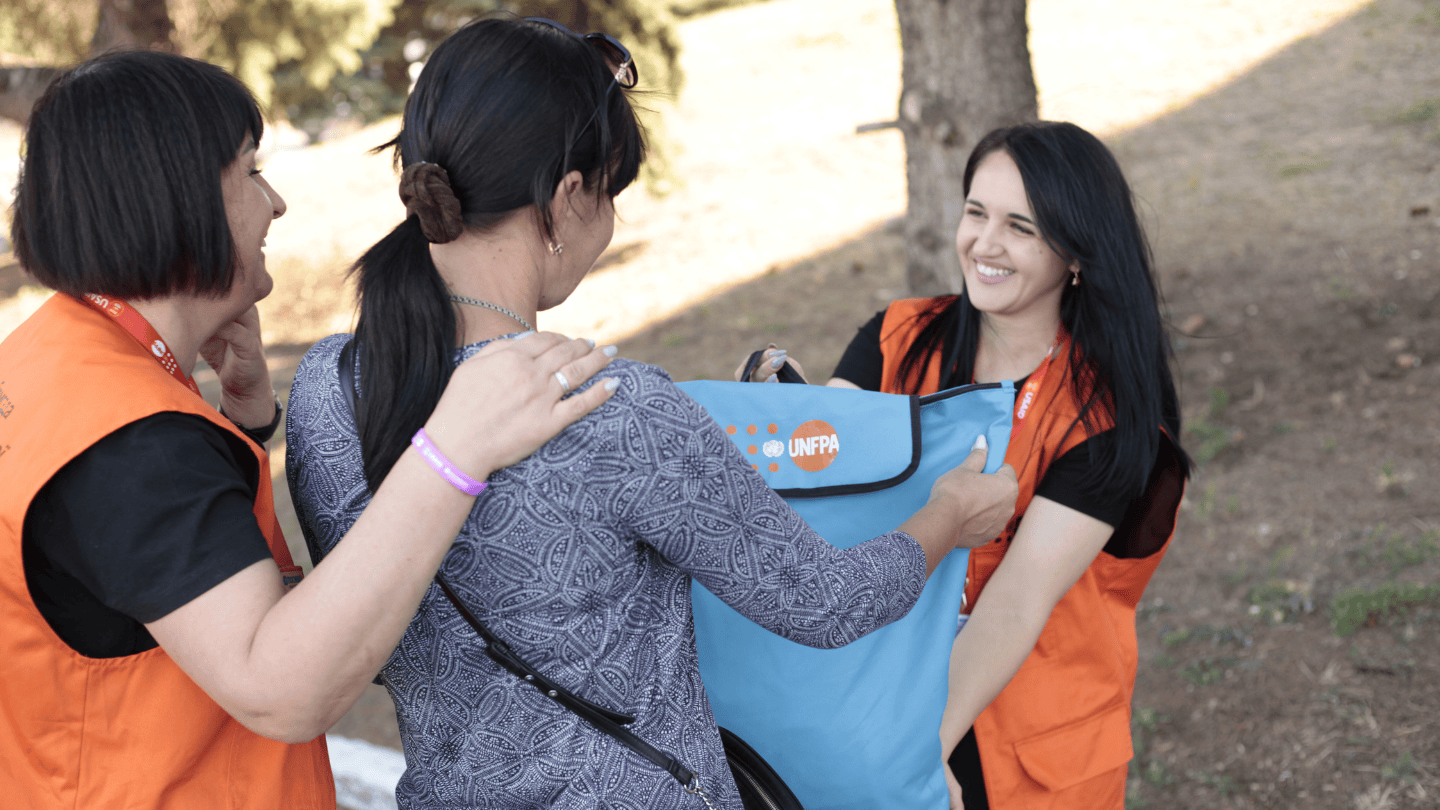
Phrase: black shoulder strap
[{"left": 337, "top": 339, "right": 696, "bottom": 788}]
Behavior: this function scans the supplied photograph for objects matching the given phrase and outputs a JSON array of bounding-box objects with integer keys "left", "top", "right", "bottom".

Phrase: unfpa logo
[
  {"left": 725, "top": 418, "right": 840, "bottom": 473},
  {"left": 788, "top": 419, "right": 839, "bottom": 472}
]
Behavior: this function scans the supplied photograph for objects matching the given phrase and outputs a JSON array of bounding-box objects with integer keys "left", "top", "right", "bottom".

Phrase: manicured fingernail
[
  {"left": 971, "top": 434, "right": 988, "bottom": 451},
  {"left": 585, "top": 338, "right": 596, "bottom": 348},
  {"left": 766, "top": 373, "right": 777, "bottom": 383},
  {"left": 604, "top": 377, "right": 619, "bottom": 391},
  {"left": 603, "top": 345, "right": 618, "bottom": 357},
  {"left": 770, "top": 356, "right": 785, "bottom": 369}
]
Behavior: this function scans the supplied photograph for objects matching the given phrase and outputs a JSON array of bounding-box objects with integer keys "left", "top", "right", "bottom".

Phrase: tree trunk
[
  {"left": 0, "top": 66, "right": 59, "bottom": 126},
  {"left": 893, "top": 0, "right": 1037, "bottom": 296},
  {"left": 0, "top": 0, "right": 173, "bottom": 126},
  {"left": 91, "top": 0, "right": 175, "bottom": 54}
]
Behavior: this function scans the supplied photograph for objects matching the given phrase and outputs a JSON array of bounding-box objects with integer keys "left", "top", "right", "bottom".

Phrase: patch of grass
[
  {"left": 1179, "top": 656, "right": 1235, "bottom": 686},
  {"left": 1278, "top": 161, "right": 1332, "bottom": 178},
  {"left": 1193, "top": 483, "right": 1218, "bottom": 520},
  {"left": 1187, "top": 770, "right": 1239, "bottom": 798},
  {"left": 1271, "top": 421, "right": 1299, "bottom": 434},
  {"left": 1391, "top": 98, "right": 1440, "bottom": 124},
  {"left": 1188, "top": 423, "right": 1234, "bottom": 465},
  {"left": 661, "top": 334, "right": 689, "bottom": 347},
  {"left": 1207, "top": 387, "right": 1229, "bottom": 419},
  {"left": 1381, "top": 751, "right": 1416, "bottom": 782},
  {"left": 1134, "top": 707, "right": 1167, "bottom": 735},
  {"left": 1247, "top": 577, "right": 1313, "bottom": 624},
  {"left": 1224, "top": 560, "right": 1249, "bottom": 587},
  {"left": 1268, "top": 546, "right": 1295, "bottom": 578},
  {"left": 1153, "top": 653, "right": 1177, "bottom": 669},
  {"left": 1330, "top": 582, "right": 1440, "bottom": 636},
  {"left": 1381, "top": 527, "right": 1439, "bottom": 573},
  {"left": 1225, "top": 495, "right": 1241, "bottom": 515},
  {"left": 1322, "top": 437, "right": 1337, "bottom": 452},
  {"left": 1142, "top": 760, "right": 1174, "bottom": 788}
]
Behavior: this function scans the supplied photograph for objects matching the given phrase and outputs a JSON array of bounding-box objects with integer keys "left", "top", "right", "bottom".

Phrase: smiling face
[
  {"left": 956, "top": 150, "right": 1073, "bottom": 325},
  {"left": 220, "top": 136, "right": 286, "bottom": 307}
]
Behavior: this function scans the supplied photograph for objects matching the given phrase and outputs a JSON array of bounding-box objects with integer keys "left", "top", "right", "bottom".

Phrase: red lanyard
[
  {"left": 974, "top": 328, "right": 1067, "bottom": 426},
  {"left": 78, "top": 293, "right": 202, "bottom": 397}
]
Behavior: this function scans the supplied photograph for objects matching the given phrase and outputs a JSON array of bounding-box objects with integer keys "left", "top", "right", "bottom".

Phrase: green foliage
[
  {"left": 1141, "top": 760, "right": 1173, "bottom": 787},
  {"left": 1330, "top": 582, "right": 1440, "bottom": 636},
  {"left": 1392, "top": 98, "right": 1440, "bottom": 124},
  {"left": 1186, "top": 770, "right": 1238, "bottom": 798},
  {"left": 1179, "top": 656, "right": 1234, "bottom": 686},
  {"left": 1382, "top": 751, "right": 1416, "bottom": 782},
  {"left": 1, "top": 0, "right": 686, "bottom": 182},
  {"left": 0, "top": 0, "right": 92, "bottom": 64},
  {"left": 0, "top": 0, "right": 400, "bottom": 118},
  {"left": 1186, "top": 401, "right": 1236, "bottom": 463}
]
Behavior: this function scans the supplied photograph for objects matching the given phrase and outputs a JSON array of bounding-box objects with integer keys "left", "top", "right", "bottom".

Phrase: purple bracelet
[{"left": 410, "top": 428, "right": 488, "bottom": 496}]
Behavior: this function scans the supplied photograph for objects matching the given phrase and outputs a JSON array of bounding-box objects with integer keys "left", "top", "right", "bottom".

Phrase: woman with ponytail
[
  {"left": 285, "top": 17, "right": 1019, "bottom": 809},
  {"left": 0, "top": 50, "right": 615, "bottom": 810},
  {"left": 746, "top": 122, "right": 1192, "bottom": 809}
]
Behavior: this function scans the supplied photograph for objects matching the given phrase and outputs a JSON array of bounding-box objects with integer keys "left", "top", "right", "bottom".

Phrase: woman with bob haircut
[
  {"left": 745, "top": 121, "right": 1192, "bottom": 809},
  {"left": 0, "top": 49, "right": 618, "bottom": 810},
  {"left": 285, "top": 16, "right": 1018, "bottom": 809}
]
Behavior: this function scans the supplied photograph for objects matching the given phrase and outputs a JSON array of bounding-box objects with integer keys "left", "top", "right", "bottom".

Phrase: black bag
[{"left": 336, "top": 339, "right": 801, "bottom": 809}]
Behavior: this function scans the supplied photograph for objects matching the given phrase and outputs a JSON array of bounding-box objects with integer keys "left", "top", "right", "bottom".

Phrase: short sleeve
[
  {"left": 1032, "top": 430, "right": 1132, "bottom": 528},
  {"left": 24, "top": 413, "right": 273, "bottom": 633},
  {"left": 831, "top": 309, "right": 887, "bottom": 391}
]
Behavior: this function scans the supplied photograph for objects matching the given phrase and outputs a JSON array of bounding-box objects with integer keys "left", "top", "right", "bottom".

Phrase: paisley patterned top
[{"left": 285, "top": 334, "right": 927, "bottom": 809}]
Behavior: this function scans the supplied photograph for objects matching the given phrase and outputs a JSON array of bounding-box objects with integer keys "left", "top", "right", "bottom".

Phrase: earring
[
  {"left": 1070, "top": 270, "right": 1080, "bottom": 287},
  {"left": 548, "top": 240, "right": 565, "bottom": 256}
]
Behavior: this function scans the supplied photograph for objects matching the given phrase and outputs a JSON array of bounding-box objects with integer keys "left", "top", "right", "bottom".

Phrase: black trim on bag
[{"left": 773, "top": 381, "right": 1005, "bottom": 500}]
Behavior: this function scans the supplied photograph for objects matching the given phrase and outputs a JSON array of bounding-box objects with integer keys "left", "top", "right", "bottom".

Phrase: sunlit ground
[{"left": 0, "top": 0, "right": 1371, "bottom": 345}]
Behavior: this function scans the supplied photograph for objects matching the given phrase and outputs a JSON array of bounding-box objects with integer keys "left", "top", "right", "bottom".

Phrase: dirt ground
[{"left": 3, "top": 0, "right": 1437, "bottom": 807}]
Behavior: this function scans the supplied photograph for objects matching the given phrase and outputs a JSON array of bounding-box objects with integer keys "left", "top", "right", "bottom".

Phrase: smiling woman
[
  {"left": 746, "top": 121, "right": 1193, "bottom": 810},
  {"left": 0, "top": 49, "right": 618, "bottom": 810}
]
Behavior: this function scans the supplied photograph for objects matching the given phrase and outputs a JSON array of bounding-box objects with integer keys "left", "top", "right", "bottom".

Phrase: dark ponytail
[
  {"left": 349, "top": 17, "right": 644, "bottom": 492},
  {"left": 897, "top": 122, "right": 1192, "bottom": 498},
  {"left": 351, "top": 217, "right": 458, "bottom": 493}
]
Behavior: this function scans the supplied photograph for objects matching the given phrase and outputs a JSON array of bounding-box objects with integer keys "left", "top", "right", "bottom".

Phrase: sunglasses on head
[
  {"left": 524, "top": 17, "right": 637, "bottom": 89},
  {"left": 525, "top": 17, "right": 637, "bottom": 158}
]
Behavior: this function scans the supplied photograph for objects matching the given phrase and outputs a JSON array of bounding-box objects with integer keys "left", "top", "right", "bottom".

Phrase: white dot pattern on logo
[{"left": 762, "top": 439, "right": 784, "bottom": 458}]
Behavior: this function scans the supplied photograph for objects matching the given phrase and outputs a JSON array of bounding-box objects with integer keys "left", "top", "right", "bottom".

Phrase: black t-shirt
[
  {"left": 832, "top": 309, "right": 1132, "bottom": 528},
  {"left": 21, "top": 412, "right": 273, "bottom": 658}
]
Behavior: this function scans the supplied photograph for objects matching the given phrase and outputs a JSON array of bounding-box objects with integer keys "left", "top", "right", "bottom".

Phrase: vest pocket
[{"left": 1012, "top": 701, "right": 1132, "bottom": 791}]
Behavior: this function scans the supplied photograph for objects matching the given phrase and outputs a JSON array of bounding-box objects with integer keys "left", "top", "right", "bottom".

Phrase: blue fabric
[
  {"left": 287, "top": 336, "right": 931, "bottom": 809},
  {"left": 675, "top": 380, "right": 1015, "bottom": 810}
]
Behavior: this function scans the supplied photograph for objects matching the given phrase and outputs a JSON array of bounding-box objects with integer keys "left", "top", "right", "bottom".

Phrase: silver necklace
[{"left": 448, "top": 294, "right": 533, "bottom": 332}]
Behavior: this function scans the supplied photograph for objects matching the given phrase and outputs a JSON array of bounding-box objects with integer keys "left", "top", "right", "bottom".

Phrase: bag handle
[
  {"left": 334, "top": 338, "right": 700, "bottom": 789},
  {"left": 739, "top": 349, "right": 807, "bottom": 385}
]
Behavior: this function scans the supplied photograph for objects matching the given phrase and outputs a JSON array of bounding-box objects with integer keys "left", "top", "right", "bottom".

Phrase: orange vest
[
  {"left": 880, "top": 298, "right": 1184, "bottom": 810},
  {"left": 0, "top": 294, "right": 334, "bottom": 810}
]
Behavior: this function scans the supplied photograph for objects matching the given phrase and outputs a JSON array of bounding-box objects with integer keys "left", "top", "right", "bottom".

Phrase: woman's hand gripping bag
[{"left": 675, "top": 379, "right": 1015, "bottom": 810}]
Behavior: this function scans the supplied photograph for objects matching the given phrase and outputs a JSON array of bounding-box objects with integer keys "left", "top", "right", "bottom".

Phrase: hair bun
[{"left": 399, "top": 161, "right": 464, "bottom": 243}]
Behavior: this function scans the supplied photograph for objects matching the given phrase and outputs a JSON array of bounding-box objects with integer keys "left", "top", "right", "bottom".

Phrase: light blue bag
[{"left": 674, "top": 380, "right": 1015, "bottom": 810}]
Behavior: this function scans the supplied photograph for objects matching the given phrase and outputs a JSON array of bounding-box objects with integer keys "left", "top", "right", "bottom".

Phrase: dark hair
[
  {"left": 11, "top": 50, "right": 263, "bottom": 299},
  {"left": 353, "top": 17, "right": 645, "bottom": 491},
  {"left": 895, "top": 121, "right": 1191, "bottom": 497}
]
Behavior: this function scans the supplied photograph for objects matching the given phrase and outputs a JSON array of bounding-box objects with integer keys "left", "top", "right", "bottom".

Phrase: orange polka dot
[
  {"left": 747, "top": 445, "right": 758, "bottom": 455},
  {"left": 768, "top": 424, "right": 778, "bottom": 434},
  {"left": 751, "top": 464, "right": 758, "bottom": 471},
  {"left": 746, "top": 425, "right": 758, "bottom": 435},
  {"left": 726, "top": 425, "right": 736, "bottom": 435},
  {"left": 768, "top": 463, "right": 779, "bottom": 472}
]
